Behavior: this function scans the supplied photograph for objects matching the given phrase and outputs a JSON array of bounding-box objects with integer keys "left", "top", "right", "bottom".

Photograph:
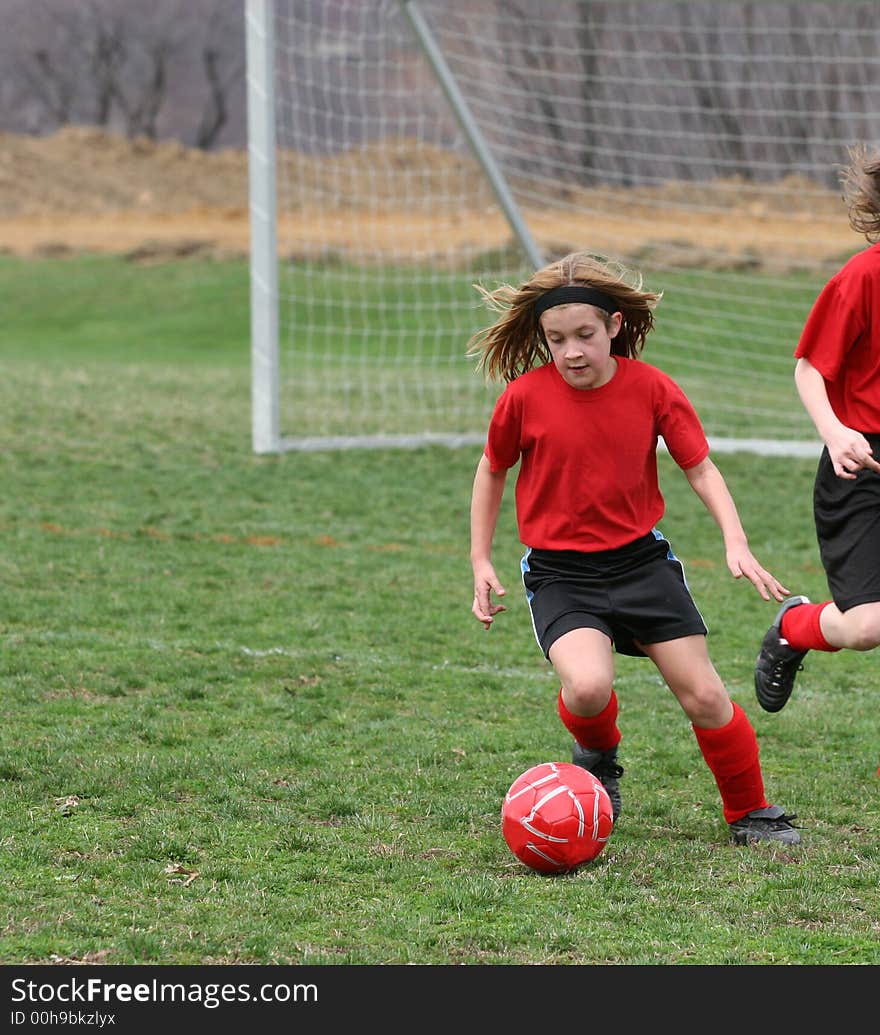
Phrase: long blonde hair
[
  {"left": 841, "top": 142, "right": 880, "bottom": 243},
  {"left": 467, "top": 251, "right": 661, "bottom": 383}
]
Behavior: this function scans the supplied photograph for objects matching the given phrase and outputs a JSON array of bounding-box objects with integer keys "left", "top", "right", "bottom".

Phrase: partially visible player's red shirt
[
  {"left": 484, "top": 357, "right": 709, "bottom": 551},
  {"left": 795, "top": 242, "right": 880, "bottom": 432}
]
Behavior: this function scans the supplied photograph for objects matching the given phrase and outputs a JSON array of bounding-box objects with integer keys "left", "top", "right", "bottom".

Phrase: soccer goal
[{"left": 246, "top": 0, "right": 880, "bottom": 454}]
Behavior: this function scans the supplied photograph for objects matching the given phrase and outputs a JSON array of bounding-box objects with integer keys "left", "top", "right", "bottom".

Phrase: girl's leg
[
  {"left": 811, "top": 599, "right": 880, "bottom": 651},
  {"left": 753, "top": 597, "right": 880, "bottom": 716},
  {"left": 548, "top": 626, "right": 617, "bottom": 729},
  {"left": 640, "top": 636, "right": 767, "bottom": 823},
  {"left": 638, "top": 634, "right": 731, "bottom": 727},
  {"left": 549, "top": 627, "right": 623, "bottom": 818}
]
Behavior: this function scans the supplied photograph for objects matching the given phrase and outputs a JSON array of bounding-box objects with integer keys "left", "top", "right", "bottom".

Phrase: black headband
[{"left": 533, "top": 285, "right": 618, "bottom": 319}]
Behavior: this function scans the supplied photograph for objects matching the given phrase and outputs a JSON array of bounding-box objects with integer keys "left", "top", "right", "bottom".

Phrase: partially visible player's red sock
[
  {"left": 780, "top": 601, "right": 840, "bottom": 652},
  {"left": 692, "top": 703, "right": 767, "bottom": 824},
  {"left": 557, "top": 688, "right": 621, "bottom": 751}
]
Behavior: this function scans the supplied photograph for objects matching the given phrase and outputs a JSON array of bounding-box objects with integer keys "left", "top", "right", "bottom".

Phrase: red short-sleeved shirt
[
  {"left": 794, "top": 243, "right": 880, "bottom": 432},
  {"left": 484, "top": 356, "right": 710, "bottom": 551}
]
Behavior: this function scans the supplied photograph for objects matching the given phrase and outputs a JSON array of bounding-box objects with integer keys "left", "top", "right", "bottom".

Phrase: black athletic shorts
[
  {"left": 521, "top": 529, "right": 708, "bottom": 659},
  {"left": 814, "top": 437, "right": 880, "bottom": 610}
]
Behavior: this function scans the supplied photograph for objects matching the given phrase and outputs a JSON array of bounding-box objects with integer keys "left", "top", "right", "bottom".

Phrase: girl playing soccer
[
  {"left": 754, "top": 143, "right": 880, "bottom": 713},
  {"left": 468, "top": 250, "right": 800, "bottom": 845}
]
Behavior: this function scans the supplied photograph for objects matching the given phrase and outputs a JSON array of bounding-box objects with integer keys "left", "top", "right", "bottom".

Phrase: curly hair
[
  {"left": 840, "top": 142, "right": 880, "bottom": 243},
  {"left": 467, "top": 251, "right": 662, "bottom": 383}
]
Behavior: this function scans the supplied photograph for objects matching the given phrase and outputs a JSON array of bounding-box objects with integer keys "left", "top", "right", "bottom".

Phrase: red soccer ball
[{"left": 501, "top": 761, "right": 614, "bottom": 873}]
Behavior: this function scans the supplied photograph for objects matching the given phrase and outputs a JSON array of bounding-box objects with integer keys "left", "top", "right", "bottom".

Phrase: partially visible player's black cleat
[
  {"left": 572, "top": 743, "right": 623, "bottom": 822},
  {"left": 729, "top": 805, "right": 801, "bottom": 845},
  {"left": 755, "top": 595, "right": 811, "bottom": 713}
]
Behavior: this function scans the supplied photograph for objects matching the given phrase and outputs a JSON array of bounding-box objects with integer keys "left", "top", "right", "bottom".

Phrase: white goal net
[{"left": 247, "top": 0, "right": 880, "bottom": 453}]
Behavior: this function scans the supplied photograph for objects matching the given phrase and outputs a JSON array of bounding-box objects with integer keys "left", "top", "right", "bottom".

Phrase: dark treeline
[
  {"left": 0, "top": 0, "right": 246, "bottom": 149},
  {"left": 402, "top": 1, "right": 880, "bottom": 188},
  {"left": 1, "top": 0, "right": 877, "bottom": 189}
]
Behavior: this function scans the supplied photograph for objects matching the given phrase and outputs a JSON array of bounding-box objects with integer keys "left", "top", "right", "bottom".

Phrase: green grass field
[{"left": 2, "top": 256, "right": 879, "bottom": 967}]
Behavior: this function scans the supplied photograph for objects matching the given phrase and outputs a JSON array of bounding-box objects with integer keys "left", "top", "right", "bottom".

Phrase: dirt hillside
[
  {"left": 0, "top": 128, "right": 252, "bottom": 261},
  {"left": 0, "top": 127, "right": 863, "bottom": 268}
]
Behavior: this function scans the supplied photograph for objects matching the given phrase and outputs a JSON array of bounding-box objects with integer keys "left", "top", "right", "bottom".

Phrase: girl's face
[{"left": 541, "top": 303, "right": 622, "bottom": 390}]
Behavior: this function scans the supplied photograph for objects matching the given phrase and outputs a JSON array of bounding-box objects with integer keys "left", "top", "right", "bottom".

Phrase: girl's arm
[
  {"left": 795, "top": 356, "right": 880, "bottom": 479},
  {"left": 683, "top": 456, "right": 789, "bottom": 602},
  {"left": 470, "top": 453, "right": 508, "bottom": 629}
]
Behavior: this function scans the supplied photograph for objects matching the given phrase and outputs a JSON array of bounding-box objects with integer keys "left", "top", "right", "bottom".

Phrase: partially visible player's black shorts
[
  {"left": 814, "top": 437, "right": 880, "bottom": 610},
  {"left": 521, "top": 529, "right": 708, "bottom": 659}
]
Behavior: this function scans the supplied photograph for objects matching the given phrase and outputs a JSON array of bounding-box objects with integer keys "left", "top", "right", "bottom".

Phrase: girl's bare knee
[
  {"left": 848, "top": 621, "right": 880, "bottom": 652},
  {"left": 563, "top": 677, "right": 612, "bottom": 715},
  {"left": 674, "top": 683, "right": 731, "bottom": 727},
  {"left": 837, "top": 604, "right": 880, "bottom": 651}
]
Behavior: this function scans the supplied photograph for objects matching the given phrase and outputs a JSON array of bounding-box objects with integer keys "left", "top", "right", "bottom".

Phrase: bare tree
[
  {"left": 191, "top": 1, "right": 246, "bottom": 150},
  {"left": 195, "top": 45, "right": 242, "bottom": 149},
  {"left": 5, "top": 0, "right": 86, "bottom": 130},
  {"left": 106, "top": 36, "right": 172, "bottom": 141},
  {"left": 90, "top": 14, "right": 127, "bottom": 128}
]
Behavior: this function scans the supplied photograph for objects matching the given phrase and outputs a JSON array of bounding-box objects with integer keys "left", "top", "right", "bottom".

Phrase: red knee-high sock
[
  {"left": 780, "top": 601, "right": 840, "bottom": 652},
  {"left": 692, "top": 703, "right": 768, "bottom": 824},
  {"left": 557, "top": 688, "right": 621, "bottom": 752}
]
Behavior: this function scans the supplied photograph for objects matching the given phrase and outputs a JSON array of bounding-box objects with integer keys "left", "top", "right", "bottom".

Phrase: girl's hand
[
  {"left": 826, "top": 427, "right": 880, "bottom": 480},
  {"left": 472, "top": 566, "right": 507, "bottom": 629},
  {"left": 726, "top": 547, "right": 789, "bottom": 602}
]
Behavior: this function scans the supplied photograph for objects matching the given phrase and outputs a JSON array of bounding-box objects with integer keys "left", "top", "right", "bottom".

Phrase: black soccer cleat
[
  {"left": 729, "top": 805, "right": 801, "bottom": 846},
  {"left": 572, "top": 742, "right": 623, "bottom": 822},
  {"left": 754, "top": 595, "right": 811, "bottom": 713}
]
